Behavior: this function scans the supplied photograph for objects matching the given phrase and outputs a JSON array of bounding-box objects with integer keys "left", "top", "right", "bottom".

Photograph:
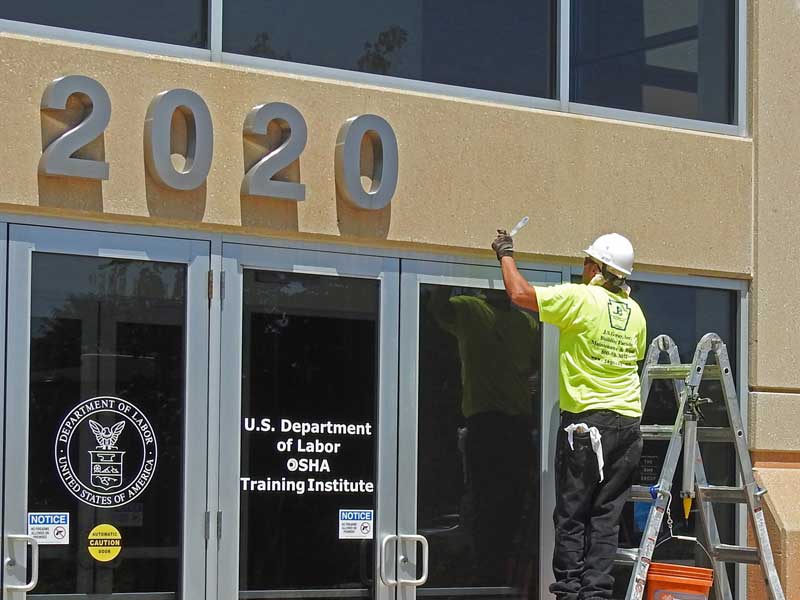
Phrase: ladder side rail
[
  {"left": 664, "top": 338, "right": 685, "bottom": 417},
  {"left": 710, "top": 336, "right": 786, "bottom": 600},
  {"left": 627, "top": 335, "right": 683, "bottom": 600},
  {"left": 694, "top": 454, "right": 735, "bottom": 600},
  {"left": 684, "top": 334, "right": 714, "bottom": 390},
  {"left": 668, "top": 338, "right": 733, "bottom": 600},
  {"left": 639, "top": 335, "right": 675, "bottom": 412},
  {"left": 625, "top": 390, "right": 689, "bottom": 600}
]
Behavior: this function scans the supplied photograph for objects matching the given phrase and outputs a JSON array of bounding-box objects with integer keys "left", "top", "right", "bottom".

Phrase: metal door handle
[
  {"left": 398, "top": 534, "right": 429, "bottom": 586},
  {"left": 5, "top": 534, "right": 40, "bottom": 592},
  {"left": 379, "top": 534, "right": 399, "bottom": 586}
]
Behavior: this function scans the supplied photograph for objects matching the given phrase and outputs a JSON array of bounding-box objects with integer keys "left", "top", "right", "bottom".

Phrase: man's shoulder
[{"left": 541, "top": 282, "right": 591, "bottom": 298}]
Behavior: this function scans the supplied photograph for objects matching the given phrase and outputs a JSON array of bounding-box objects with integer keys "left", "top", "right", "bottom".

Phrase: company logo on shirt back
[{"left": 607, "top": 299, "right": 631, "bottom": 331}]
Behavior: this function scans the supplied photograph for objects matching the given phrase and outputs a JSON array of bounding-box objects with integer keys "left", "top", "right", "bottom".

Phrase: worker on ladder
[{"left": 491, "top": 231, "right": 647, "bottom": 600}]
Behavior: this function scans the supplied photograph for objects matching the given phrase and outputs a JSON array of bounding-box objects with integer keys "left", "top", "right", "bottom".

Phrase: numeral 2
[
  {"left": 242, "top": 103, "right": 307, "bottom": 201},
  {"left": 39, "top": 75, "right": 111, "bottom": 181}
]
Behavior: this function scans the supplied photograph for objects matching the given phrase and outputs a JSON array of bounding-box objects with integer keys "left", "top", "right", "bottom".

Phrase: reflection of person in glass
[
  {"left": 429, "top": 287, "right": 539, "bottom": 585},
  {"left": 492, "top": 231, "right": 646, "bottom": 600}
]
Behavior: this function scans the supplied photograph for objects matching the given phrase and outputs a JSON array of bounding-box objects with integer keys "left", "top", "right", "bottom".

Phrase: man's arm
[{"left": 500, "top": 256, "right": 539, "bottom": 312}]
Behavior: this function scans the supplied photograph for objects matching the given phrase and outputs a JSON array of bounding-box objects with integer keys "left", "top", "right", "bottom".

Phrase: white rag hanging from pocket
[{"left": 564, "top": 423, "right": 605, "bottom": 482}]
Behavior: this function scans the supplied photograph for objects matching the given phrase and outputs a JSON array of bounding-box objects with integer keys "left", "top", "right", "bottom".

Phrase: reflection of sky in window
[
  {"left": 631, "top": 281, "right": 735, "bottom": 364},
  {"left": 643, "top": 0, "right": 697, "bottom": 37},
  {"left": 223, "top": 0, "right": 554, "bottom": 97},
  {"left": 2, "top": 0, "right": 205, "bottom": 46}
]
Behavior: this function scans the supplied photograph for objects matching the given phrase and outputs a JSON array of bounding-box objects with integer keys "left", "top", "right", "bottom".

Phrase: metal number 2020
[{"left": 38, "top": 75, "right": 399, "bottom": 209}]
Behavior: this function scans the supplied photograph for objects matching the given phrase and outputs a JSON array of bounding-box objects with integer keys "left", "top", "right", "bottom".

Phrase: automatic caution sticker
[{"left": 87, "top": 524, "right": 122, "bottom": 562}]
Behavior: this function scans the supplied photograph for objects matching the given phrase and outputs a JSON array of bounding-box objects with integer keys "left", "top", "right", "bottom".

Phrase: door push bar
[
  {"left": 5, "top": 534, "right": 40, "bottom": 592},
  {"left": 380, "top": 534, "right": 429, "bottom": 587}
]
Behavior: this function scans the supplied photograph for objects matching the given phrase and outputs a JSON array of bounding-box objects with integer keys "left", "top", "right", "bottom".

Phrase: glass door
[
  {"left": 217, "top": 243, "right": 399, "bottom": 600},
  {"left": 397, "top": 260, "right": 561, "bottom": 600},
  {"left": 2, "top": 225, "right": 210, "bottom": 600}
]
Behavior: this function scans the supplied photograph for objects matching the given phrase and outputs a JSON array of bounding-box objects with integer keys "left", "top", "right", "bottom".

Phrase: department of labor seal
[{"left": 54, "top": 396, "right": 157, "bottom": 508}]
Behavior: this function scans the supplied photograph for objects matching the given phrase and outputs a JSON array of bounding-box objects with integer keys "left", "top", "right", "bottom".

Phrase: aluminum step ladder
[{"left": 619, "top": 333, "right": 785, "bottom": 600}]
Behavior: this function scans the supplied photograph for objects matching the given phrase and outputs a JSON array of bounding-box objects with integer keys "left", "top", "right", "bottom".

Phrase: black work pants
[{"left": 550, "top": 409, "right": 643, "bottom": 600}]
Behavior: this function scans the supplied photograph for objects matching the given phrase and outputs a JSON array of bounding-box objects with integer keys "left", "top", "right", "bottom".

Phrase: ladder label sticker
[
  {"left": 28, "top": 512, "right": 70, "bottom": 545},
  {"left": 338, "top": 509, "right": 373, "bottom": 539},
  {"left": 753, "top": 508, "right": 770, "bottom": 544}
]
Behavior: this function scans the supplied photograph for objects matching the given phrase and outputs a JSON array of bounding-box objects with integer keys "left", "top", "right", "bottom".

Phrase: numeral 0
[
  {"left": 144, "top": 89, "right": 214, "bottom": 191},
  {"left": 335, "top": 115, "right": 399, "bottom": 211}
]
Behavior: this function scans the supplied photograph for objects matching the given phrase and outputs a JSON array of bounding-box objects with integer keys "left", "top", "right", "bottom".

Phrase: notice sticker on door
[
  {"left": 27, "top": 512, "right": 70, "bottom": 545},
  {"left": 339, "top": 509, "right": 373, "bottom": 539}
]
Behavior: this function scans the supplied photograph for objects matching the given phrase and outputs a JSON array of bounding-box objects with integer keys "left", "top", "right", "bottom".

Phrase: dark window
[
  {"left": 416, "top": 284, "right": 542, "bottom": 595},
  {"left": 571, "top": 0, "right": 735, "bottom": 123},
  {"left": 223, "top": 0, "right": 556, "bottom": 98},
  {"left": 2, "top": 0, "right": 207, "bottom": 47},
  {"left": 239, "top": 269, "right": 380, "bottom": 591},
  {"left": 28, "top": 253, "right": 186, "bottom": 594}
]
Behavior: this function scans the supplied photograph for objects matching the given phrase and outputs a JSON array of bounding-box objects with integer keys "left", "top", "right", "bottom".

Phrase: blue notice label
[
  {"left": 338, "top": 509, "right": 374, "bottom": 539},
  {"left": 28, "top": 513, "right": 69, "bottom": 525}
]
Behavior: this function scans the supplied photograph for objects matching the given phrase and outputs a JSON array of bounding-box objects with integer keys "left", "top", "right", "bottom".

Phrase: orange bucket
[{"left": 645, "top": 562, "right": 714, "bottom": 600}]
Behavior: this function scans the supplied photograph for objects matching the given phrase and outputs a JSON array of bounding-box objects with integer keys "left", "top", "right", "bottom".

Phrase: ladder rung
[
  {"left": 641, "top": 425, "right": 732, "bottom": 442},
  {"left": 646, "top": 364, "right": 723, "bottom": 380},
  {"left": 713, "top": 544, "right": 760, "bottom": 564},
  {"left": 697, "top": 485, "right": 747, "bottom": 504},
  {"left": 615, "top": 547, "right": 639, "bottom": 565}
]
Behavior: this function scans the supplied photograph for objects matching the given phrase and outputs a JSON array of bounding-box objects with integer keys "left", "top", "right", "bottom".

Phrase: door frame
[
  {"left": 396, "top": 259, "right": 562, "bottom": 600},
  {"left": 2, "top": 224, "right": 211, "bottom": 600},
  {"left": 216, "top": 242, "right": 400, "bottom": 600},
  {"left": 0, "top": 224, "right": 7, "bottom": 595}
]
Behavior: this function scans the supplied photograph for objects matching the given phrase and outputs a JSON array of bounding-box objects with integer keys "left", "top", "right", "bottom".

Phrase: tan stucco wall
[
  {"left": 749, "top": 392, "right": 800, "bottom": 452},
  {"left": 747, "top": 1, "right": 800, "bottom": 596},
  {"left": 748, "top": 0, "right": 800, "bottom": 456},
  {"left": 750, "top": 469, "right": 800, "bottom": 598},
  {"left": 0, "top": 33, "right": 753, "bottom": 276},
  {"left": 751, "top": 0, "right": 800, "bottom": 392}
]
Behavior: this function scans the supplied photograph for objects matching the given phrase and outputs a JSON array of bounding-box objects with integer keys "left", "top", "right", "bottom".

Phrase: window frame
[{"left": 0, "top": 0, "right": 746, "bottom": 136}]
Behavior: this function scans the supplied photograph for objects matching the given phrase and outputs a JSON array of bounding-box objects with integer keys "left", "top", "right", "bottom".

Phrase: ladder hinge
[
  {"left": 217, "top": 511, "right": 223, "bottom": 540},
  {"left": 207, "top": 270, "right": 213, "bottom": 300},
  {"left": 204, "top": 511, "right": 211, "bottom": 541}
]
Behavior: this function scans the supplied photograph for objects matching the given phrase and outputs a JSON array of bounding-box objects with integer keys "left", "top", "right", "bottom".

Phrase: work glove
[{"left": 492, "top": 230, "right": 514, "bottom": 261}]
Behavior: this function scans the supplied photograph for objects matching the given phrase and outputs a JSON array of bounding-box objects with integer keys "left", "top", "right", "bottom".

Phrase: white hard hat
[{"left": 584, "top": 233, "right": 635, "bottom": 277}]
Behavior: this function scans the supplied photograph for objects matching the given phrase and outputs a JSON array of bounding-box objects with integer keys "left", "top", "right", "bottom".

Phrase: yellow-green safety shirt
[
  {"left": 536, "top": 283, "right": 647, "bottom": 417},
  {"left": 432, "top": 295, "right": 539, "bottom": 418}
]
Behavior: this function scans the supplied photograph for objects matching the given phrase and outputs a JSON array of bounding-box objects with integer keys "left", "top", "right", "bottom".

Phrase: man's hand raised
[{"left": 492, "top": 230, "right": 514, "bottom": 261}]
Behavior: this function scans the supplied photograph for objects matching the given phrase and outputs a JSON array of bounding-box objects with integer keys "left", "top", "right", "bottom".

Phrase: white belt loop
[{"left": 564, "top": 423, "right": 605, "bottom": 482}]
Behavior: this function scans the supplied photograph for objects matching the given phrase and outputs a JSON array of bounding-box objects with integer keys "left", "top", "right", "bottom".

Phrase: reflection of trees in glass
[
  {"left": 247, "top": 32, "right": 293, "bottom": 60},
  {"left": 184, "top": 30, "right": 204, "bottom": 48},
  {"left": 356, "top": 25, "right": 408, "bottom": 75}
]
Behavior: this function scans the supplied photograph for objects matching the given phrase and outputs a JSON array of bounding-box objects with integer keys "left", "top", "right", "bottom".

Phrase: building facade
[{"left": 0, "top": 1, "right": 797, "bottom": 599}]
